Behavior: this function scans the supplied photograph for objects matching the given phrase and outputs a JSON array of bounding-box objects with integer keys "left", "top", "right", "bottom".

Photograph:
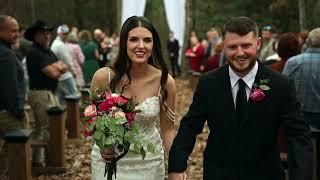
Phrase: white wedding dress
[{"left": 91, "top": 96, "right": 165, "bottom": 180}]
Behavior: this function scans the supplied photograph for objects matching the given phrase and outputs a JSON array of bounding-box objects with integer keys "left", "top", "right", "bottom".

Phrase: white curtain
[
  {"left": 163, "top": 0, "right": 186, "bottom": 64},
  {"left": 121, "top": 0, "right": 147, "bottom": 25}
]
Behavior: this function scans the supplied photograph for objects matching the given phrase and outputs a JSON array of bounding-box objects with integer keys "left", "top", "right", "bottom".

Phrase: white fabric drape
[
  {"left": 121, "top": 0, "right": 147, "bottom": 25},
  {"left": 163, "top": 0, "right": 186, "bottom": 64}
]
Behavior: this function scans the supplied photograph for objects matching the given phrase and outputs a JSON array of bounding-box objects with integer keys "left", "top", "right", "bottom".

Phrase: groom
[{"left": 168, "top": 16, "right": 312, "bottom": 180}]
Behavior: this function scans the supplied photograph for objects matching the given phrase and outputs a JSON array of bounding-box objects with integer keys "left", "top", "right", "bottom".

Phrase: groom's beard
[{"left": 228, "top": 56, "right": 256, "bottom": 76}]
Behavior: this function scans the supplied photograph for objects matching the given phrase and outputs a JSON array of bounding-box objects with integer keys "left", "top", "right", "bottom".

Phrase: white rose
[
  {"left": 111, "top": 93, "right": 120, "bottom": 97},
  {"left": 113, "top": 111, "right": 125, "bottom": 118},
  {"left": 84, "top": 105, "right": 97, "bottom": 117}
]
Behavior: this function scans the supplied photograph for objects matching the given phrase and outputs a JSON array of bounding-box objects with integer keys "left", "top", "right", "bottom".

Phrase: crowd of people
[
  {"left": 0, "top": 15, "right": 121, "bottom": 176},
  {"left": 0, "top": 14, "right": 319, "bottom": 180},
  {"left": 182, "top": 23, "right": 314, "bottom": 89}
]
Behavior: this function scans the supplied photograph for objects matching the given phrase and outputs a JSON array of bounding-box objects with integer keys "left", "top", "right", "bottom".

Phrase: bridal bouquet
[{"left": 83, "top": 88, "right": 155, "bottom": 180}]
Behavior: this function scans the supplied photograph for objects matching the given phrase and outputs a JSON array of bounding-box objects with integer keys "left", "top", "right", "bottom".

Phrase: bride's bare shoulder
[
  {"left": 93, "top": 67, "right": 115, "bottom": 79},
  {"left": 91, "top": 67, "right": 115, "bottom": 88}
]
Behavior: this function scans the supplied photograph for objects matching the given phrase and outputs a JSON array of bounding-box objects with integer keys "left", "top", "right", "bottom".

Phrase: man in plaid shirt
[
  {"left": 283, "top": 28, "right": 320, "bottom": 126},
  {"left": 283, "top": 27, "right": 320, "bottom": 176}
]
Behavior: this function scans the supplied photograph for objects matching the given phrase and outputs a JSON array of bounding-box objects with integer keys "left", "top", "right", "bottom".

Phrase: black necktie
[{"left": 236, "top": 79, "right": 247, "bottom": 125}]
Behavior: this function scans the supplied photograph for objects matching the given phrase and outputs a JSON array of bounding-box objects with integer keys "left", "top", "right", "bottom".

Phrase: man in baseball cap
[{"left": 51, "top": 24, "right": 79, "bottom": 105}]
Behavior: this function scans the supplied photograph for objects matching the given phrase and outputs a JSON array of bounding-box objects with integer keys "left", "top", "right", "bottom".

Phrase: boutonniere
[{"left": 249, "top": 78, "right": 270, "bottom": 102}]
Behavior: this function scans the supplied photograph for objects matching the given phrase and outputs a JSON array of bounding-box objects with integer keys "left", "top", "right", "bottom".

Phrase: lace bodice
[
  {"left": 130, "top": 95, "right": 163, "bottom": 155},
  {"left": 134, "top": 96, "right": 160, "bottom": 129}
]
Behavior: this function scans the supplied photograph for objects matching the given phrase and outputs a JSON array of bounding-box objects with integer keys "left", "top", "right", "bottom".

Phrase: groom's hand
[
  {"left": 100, "top": 148, "right": 115, "bottom": 163},
  {"left": 168, "top": 172, "right": 187, "bottom": 180}
]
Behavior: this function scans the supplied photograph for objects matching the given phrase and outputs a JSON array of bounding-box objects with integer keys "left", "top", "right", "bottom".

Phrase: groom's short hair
[{"left": 222, "top": 16, "right": 259, "bottom": 39}]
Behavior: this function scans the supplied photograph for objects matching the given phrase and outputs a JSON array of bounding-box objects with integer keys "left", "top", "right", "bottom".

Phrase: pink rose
[
  {"left": 84, "top": 105, "right": 97, "bottom": 117},
  {"left": 99, "top": 98, "right": 116, "bottom": 112},
  {"left": 113, "top": 111, "right": 126, "bottom": 119},
  {"left": 249, "top": 88, "right": 265, "bottom": 102},
  {"left": 114, "top": 96, "right": 129, "bottom": 105}
]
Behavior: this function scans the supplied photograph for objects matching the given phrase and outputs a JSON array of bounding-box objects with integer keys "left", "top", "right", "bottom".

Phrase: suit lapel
[
  {"left": 243, "top": 63, "right": 272, "bottom": 126},
  {"left": 218, "top": 66, "right": 237, "bottom": 123}
]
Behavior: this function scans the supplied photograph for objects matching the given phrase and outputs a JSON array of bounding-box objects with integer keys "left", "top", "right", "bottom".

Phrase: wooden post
[
  {"left": 4, "top": 129, "right": 32, "bottom": 180},
  {"left": 311, "top": 127, "right": 320, "bottom": 180},
  {"left": 80, "top": 88, "right": 90, "bottom": 105},
  {"left": 65, "top": 97, "right": 81, "bottom": 139},
  {"left": 46, "top": 106, "right": 65, "bottom": 167}
]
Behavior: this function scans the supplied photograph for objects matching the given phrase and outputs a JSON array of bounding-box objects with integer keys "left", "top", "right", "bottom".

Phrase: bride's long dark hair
[{"left": 110, "top": 16, "right": 169, "bottom": 105}]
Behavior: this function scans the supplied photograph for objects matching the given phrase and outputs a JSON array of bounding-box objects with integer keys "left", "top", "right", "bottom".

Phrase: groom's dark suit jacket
[{"left": 169, "top": 63, "right": 312, "bottom": 180}]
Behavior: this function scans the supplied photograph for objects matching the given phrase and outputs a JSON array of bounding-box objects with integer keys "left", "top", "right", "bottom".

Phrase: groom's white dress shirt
[{"left": 229, "top": 61, "right": 258, "bottom": 107}]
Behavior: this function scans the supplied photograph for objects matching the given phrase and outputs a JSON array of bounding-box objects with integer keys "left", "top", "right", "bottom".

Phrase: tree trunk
[
  {"left": 73, "top": 0, "right": 87, "bottom": 28},
  {"left": 30, "top": 0, "right": 36, "bottom": 22},
  {"left": 298, "top": 0, "right": 307, "bottom": 30},
  {"left": 0, "top": 0, "right": 8, "bottom": 13},
  {"left": 106, "top": 0, "right": 116, "bottom": 35},
  {"left": 191, "top": 0, "right": 196, "bottom": 31},
  {"left": 5, "top": 0, "right": 34, "bottom": 25},
  {"left": 181, "top": 0, "right": 193, "bottom": 76},
  {"left": 74, "top": 8, "right": 83, "bottom": 28},
  {"left": 115, "top": 0, "right": 122, "bottom": 33}
]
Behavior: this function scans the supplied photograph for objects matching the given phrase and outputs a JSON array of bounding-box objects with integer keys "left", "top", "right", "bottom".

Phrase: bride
[{"left": 90, "top": 16, "right": 177, "bottom": 180}]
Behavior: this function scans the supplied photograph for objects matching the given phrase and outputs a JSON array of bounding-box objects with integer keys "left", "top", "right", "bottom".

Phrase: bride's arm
[
  {"left": 90, "top": 67, "right": 116, "bottom": 161},
  {"left": 160, "top": 75, "right": 177, "bottom": 154}
]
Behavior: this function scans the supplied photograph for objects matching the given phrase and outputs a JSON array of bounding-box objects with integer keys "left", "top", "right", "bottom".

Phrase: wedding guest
[
  {"left": 267, "top": 32, "right": 300, "bottom": 73},
  {"left": 203, "top": 43, "right": 223, "bottom": 72},
  {"left": 283, "top": 28, "right": 320, "bottom": 177},
  {"left": 266, "top": 32, "right": 300, "bottom": 175},
  {"left": 201, "top": 27, "right": 221, "bottom": 72},
  {"left": 259, "top": 25, "right": 277, "bottom": 62},
  {"left": 100, "top": 35, "right": 113, "bottom": 67},
  {"left": 70, "top": 26, "right": 79, "bottom": 37},
  {"left": 25, "top": 20, "right": 66, "bottom": 166},
  {"left": 93, "top": 28, "right": 109, "bottom": 68},
  {"left": 185, "top": 36, "right": 205, "bottom": 75},
  {"left": 297, "top": 30, "right": 309, "bottom": 53},
  {"left": 51, "top": 24, "right": 79, "bottom": 104},
  {"left": 108, "top": 35, "right": 120, "bottom": 67},
  {"left": 67, "top": 33, "right": 85, "bottom": 88},
  {"left": 0, "top": 15, "right": 28, "bottom": 179},
  {"left": 79, "top": 30, "right": 99, "bottom": 86},
  {"left": 185, "top": 36, "right": 205, "bottom": 89},
  {"left": 167, "top": 31, "right": 181, "bottom": 78}
]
